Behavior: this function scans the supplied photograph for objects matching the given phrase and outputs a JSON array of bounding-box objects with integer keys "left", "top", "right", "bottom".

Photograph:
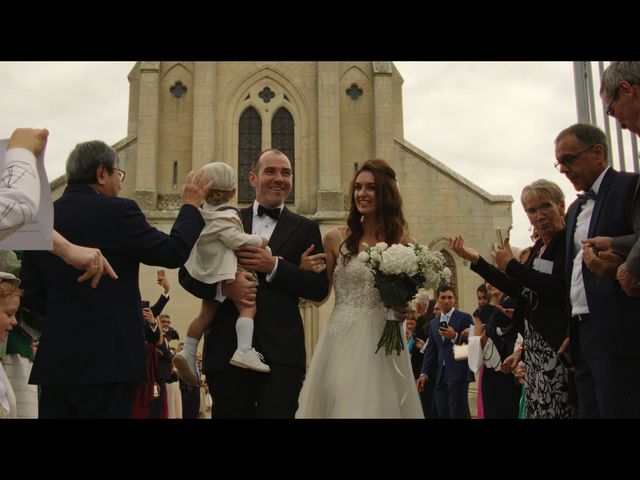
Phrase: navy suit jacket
[
  {"left": 421, "top": 309, "right": 473, "bottom": 384},
  {"left": 202, "top": 206, "right": 329, "bottom": 372},
  {"left": 565, "top": 168, "right": 640, "bottom": 356},
  {"left": 20, "top": 184, "right": 204, "bottom": 386}
]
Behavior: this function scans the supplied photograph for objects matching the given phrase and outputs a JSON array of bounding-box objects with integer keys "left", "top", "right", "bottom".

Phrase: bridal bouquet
[{"left": 358, "top": 242, "right": 451, "bottom": 355}]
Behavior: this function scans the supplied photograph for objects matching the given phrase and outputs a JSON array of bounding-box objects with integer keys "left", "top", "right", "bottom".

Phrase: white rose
[
  {"left": 374, "top": 242, "right": 388, "bottom": 253},
  {"left": 358, "top": 251, "right": 370, "bottom": 262}
]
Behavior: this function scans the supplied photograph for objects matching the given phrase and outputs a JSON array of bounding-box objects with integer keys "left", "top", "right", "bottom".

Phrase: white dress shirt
[{"left": 570, "top": 167, "right": 609, "bottom": 316}]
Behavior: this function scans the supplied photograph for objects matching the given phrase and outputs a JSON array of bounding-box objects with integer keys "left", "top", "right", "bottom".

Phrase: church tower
[{"left": 52, "top": 61, "right": 513, "bottom": 364}]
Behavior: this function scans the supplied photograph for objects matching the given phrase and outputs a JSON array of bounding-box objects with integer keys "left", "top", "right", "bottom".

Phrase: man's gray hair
[
  {"left": 554, "top": 123, "right": 608, "bottom": 162},
  {"left": 601, "top": 62, "right": 640, "bottom": 97},
  {"left": 66, "top": 140, "right": 118, "bottom": 185},
  {"left": 413, "top": 289, "right": 430, "bottom": 308}
]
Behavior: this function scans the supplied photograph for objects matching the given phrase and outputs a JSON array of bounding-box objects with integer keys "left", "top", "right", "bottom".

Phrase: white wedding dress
[{"left": 296, "top": 251, "right": 424, "bottom": 418}]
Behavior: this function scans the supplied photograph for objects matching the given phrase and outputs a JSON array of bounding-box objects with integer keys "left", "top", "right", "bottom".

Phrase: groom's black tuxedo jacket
[{"left": 202, "top": 206, "right": 329, "bottom": 372}]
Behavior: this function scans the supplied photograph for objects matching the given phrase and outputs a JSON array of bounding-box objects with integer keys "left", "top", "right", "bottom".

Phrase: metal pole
[
  {"left": 573, "top": 61, "right": 592, "bottom": 124},
  {"left": 597, "top": 62, "right": 615, "bottom": 166}
]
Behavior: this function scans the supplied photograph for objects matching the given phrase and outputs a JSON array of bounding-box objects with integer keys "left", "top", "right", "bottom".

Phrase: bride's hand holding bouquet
[{"left": 358, "top": 241, "right": 451, "bottom": 355}]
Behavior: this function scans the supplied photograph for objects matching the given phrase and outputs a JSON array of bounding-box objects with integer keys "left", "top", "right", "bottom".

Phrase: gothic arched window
[
  {"left": 238, "top": 107, "right": 262, "bottom": 203},
  {"left": 271, "top": 107, "right": 295, "bottom": 203}
]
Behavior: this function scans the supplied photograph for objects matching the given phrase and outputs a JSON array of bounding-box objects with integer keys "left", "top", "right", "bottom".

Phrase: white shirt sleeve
[
  {"left": 265, "top": 256, "right": 279, "bottom": 282},
  {"left": 0, "top": 148, "right": 40, "bottom": 240}
]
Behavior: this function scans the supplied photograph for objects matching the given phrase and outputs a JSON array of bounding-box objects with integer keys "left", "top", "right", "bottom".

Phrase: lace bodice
[{"left": 333, "top": 254, "right": 382, "bottom": 308}]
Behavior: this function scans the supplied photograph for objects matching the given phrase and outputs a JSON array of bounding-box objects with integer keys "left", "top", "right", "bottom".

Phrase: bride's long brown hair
[{"left": 342, "top": 159, "right": 408, "bottom": 263}]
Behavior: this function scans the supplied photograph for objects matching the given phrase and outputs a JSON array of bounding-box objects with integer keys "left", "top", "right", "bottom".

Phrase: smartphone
[
  {"left": 157, "top": 269, "right": 166, "bottom": 279},
  {"left": 439, "top": 320, "right": 448, "bottom": 330},
  {"left": 495, "top": 228, "right": 504, "bottom": 248},
  {"left": 140, "top": 300, "right": 150, "bottom": 309}
]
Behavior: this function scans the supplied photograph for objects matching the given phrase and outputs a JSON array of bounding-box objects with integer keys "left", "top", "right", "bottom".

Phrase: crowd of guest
[{"left": 1, "top": 61, "right": 640, "bottom": 419}]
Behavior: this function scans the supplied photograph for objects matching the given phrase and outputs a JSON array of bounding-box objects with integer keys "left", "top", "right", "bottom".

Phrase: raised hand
[
  {"left": 8, "top": 128, "right": 49, "bottom": 155},
  {"left": 492, "top": 237, "right": 514, "bottom": 272},
  {"left": 181, "top": 169, "right": 213, "bottom": 208},
  {"left": 450, "top": 235, "right": 479, "bottom": 264}
]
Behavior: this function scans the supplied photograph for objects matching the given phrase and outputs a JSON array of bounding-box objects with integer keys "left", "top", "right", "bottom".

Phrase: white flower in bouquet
[
  {"left": 370, "top": 249, "right": 383, "bottom": 264},
  {"left": 373, "top": 242, "right": 388, "bottom": 253},
  {"left": 359, "top": 241, "right": 451, "bottom": 355},
  {"left": 380, "top": 244, "right": 418, "bottom": 276},
  {"left": 357, "top": 250, "right": 370, "bottom": 262}
]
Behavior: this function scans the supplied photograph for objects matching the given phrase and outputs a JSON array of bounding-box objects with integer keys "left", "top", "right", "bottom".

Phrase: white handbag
[{"left": 453, "top": 343, "right": 469, "bottom": 361}]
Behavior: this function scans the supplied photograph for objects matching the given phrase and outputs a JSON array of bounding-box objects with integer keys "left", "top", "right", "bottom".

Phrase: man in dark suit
[
  {"left": 417, "top": 285, "right": 473, "bottom": 419},
  {"left": 197, "top": 149, "right": 329, "bottom": 418},
  {"left": 556, "top": 123, "right": 640, "bottom": 418},
  {"left": 582, "top": 62, "right": 640, "bottom": 297},
  {"left": 19, "top": 140, "right": 207, "bottom": 418}
]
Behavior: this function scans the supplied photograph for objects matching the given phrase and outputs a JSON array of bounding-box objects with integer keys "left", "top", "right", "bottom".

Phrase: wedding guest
[
  {"left": 579, "top": 63, "right": 640, "bottom": 297},
  {"left": 19, "top": 139, "right": 208, "bottom": 418},
  {"left": 555, "top": 123, "right": 640, "bottom": 417},
  {"left": 199, "top": 149, "right": 329, "bottom": 418},
  {"left": 416, "top": 297, "right": 438, "bottom": 418},
  {"left": 451, "top": 179, "right": 576, "bottom": 418},
  {"left": 405, "top": 309, "right": 425, "bottom": 381},
  {"left": 297, "top": 159, "right": 423, "bottom": 418},
  {"left": 466, "top": 284, "right": 521, "bottom": 419},
  {"left": 0, "top": 273, "right": 21, "bottom": 419},
  {"left": 417, "top": 285, "right": 473, "bottom": 419}
]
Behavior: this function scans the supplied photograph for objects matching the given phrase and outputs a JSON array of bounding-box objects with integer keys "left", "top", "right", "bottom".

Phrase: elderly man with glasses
[
  {"left": 19, "top": 140, "right": 209, "bottom": 419},
  {"left": 555, "top": 122, "right": 640, "bottom": 418},
  {"left": 580, "top": 62, "right": 640, "bottom": 298}
]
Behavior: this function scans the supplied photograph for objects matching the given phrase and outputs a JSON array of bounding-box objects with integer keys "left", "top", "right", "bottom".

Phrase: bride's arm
[{"left": 400, "top": 233, "right": 417, "bottom": 245}]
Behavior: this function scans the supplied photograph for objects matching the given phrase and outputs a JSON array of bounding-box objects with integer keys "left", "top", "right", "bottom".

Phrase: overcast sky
[{"left": 0, "top": 61, "right": 597, "bottom": 248}]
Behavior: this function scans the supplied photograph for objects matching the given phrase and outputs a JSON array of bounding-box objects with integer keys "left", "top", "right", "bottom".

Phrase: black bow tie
[
  {"left": 257, "top": 205, "right": 281, "bottom": 220},
  {"left": 577, "top": 189, "right": 597, "bottom": 205}
]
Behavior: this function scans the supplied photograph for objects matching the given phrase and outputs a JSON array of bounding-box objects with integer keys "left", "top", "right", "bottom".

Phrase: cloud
[
  {"left": 0, "top": 61, "right": 593, "bottom": 249},
  {"left": 396, "top": 61, "right": 579, "bottom": 248},
  {"left": 0, "top": 61, "right": 133, "bottom": 180}
]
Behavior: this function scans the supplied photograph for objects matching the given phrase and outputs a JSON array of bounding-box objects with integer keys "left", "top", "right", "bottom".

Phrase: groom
[{"left": 200, "top": 149, "right": 329, "bottom": 418}]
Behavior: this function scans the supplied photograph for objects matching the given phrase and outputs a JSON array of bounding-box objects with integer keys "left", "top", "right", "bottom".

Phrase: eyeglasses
[
  {"left": 553, "top": 145, "right": 596, "bottom": 170},
  {"left": 606, "top": 85, "right": 621, "bottom": 117},
  {"left": 113, "top": 167, "right": 126, "bottom": 182}
]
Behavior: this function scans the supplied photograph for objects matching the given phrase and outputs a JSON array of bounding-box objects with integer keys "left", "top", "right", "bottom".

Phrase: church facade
[{"left": 51, "top": 61, "right": 513, "bottom": 364}]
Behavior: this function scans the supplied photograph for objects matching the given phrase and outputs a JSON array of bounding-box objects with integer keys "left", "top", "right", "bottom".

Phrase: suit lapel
[
  {"left": 268, "top": 207, "right": 300, "bottom": 254},
  {"left": 242, "top": 207, "right": 252, "bottom": 234},
  {"left": 588, "top": 169, "right": 615, "bottom": 238},
  {"left": 565, "top": 201, "right": 579, "bottom": 274}
]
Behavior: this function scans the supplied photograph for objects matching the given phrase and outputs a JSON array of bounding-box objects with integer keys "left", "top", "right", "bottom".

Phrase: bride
[{"left": 296, "top": 159, "right": 424, "bottom": 418}]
